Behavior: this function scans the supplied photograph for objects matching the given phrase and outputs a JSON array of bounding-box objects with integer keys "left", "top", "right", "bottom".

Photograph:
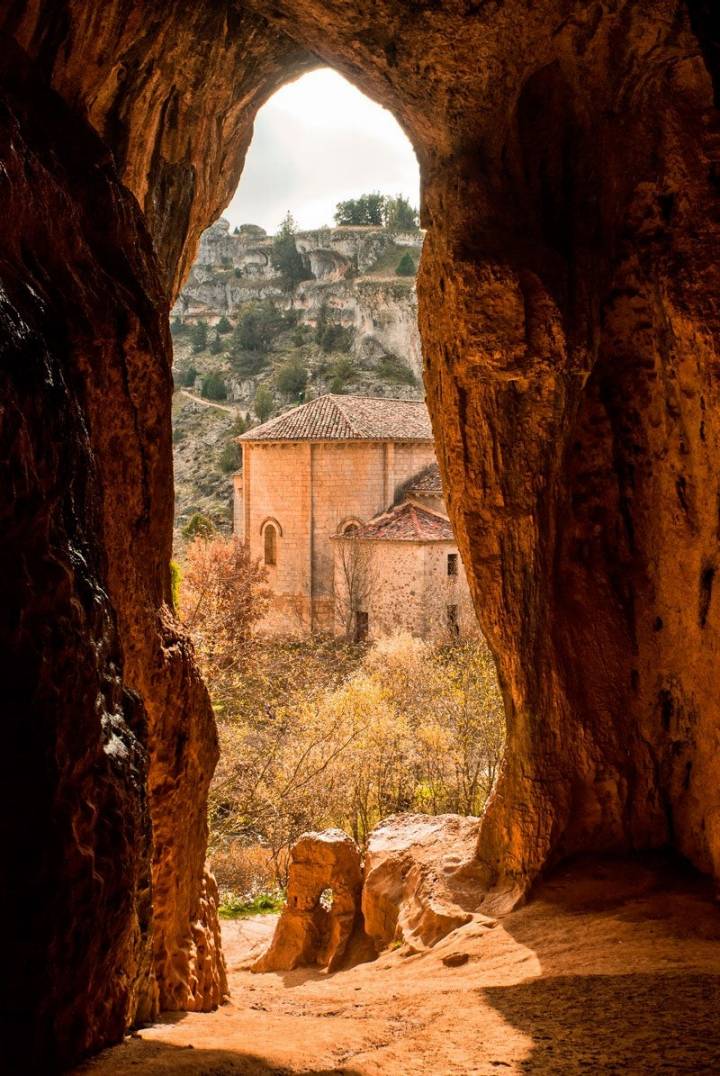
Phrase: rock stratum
[
  {"left": 174, "top": 218, "right": 423, "bottom": 381},
  {"left": 1, "top": 1, "right": 719, "bottom": 1070}
]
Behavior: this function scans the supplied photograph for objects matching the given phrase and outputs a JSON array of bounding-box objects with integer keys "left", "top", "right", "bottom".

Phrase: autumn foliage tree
[{"left": 181, "top": 536, "right": 269, "bottom": 692}]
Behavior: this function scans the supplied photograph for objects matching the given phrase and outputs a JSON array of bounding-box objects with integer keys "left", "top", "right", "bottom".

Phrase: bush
[
  {"left": 276, "top": 356, "right": 308, "bottom": 400},
  {"left": 218, "top": 439, "right": 241, "bottom": 473},
  {"left": 210, "top": 843, "right": 281, "bottom": 901},
  {"left": 181, "top": 512, "right": 215, "bottom": 541},
  {"left": 171, "top": 316, "right": 189, "bottom": 336},
  {"left": 204, "top": 634, "right": 505, "bottom": 875},
  {"left": 383, "top": 194, "right": 419, "bottom": 230},
  {"left": 177, "top": 364, "right": 198, "bottom": 388},
  {"left": 334, "top": 192, "right": 385, "bottom": 226},
  {"left": 180, "top": 535, "right": 270, "bottom": 688},
  {"left": 327, "top": 355, "right": 354, "bottom": 393},
  {"left": 395, "top": 252, "right": 416, "bottom": 276},
  {"left": 209, "top": 332, "right": 223, "bottom": 354},
  {"left": 231, "top": 351, "right": 268, "bottom": 378},
  {"left": 232, "top": 413, "right": 249, "bottom": 437},
  {"left": 172, "top": 426, "right": 186, "bottom": 444},
  {"left": 201, "top": 371, "right": 228, "bottom": 400},
  {"left": 314, "top": 302, "right": 328, "bottom": 346},
  {"left": 271, "top": 211, "right": 312, "bottom": 290},
  {"left": 169, "top": 560, "right": 181, "bottom": 613},
  {"left": 231, "top": 301, "right": 287, "bottom": 354},
  {"left": 234, "top": 267, "right": 243, "bottom": 278},
  {"left": 254, "top": 385, "right": 274, "bottom": 423},
  {"left": 320, "top": 323, "right": 353, "bottom": 353},
  {"left": 378, "top": 354, "right": 417, "bottom": 385},
  {"left": 216, "top": 316, "right": 232, "bottom": 334},
  {"left": 190, "top": 320, "right": 208, "bottom": 352}
]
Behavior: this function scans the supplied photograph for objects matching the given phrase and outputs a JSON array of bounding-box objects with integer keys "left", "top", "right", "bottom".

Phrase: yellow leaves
[{"left": 207, "top": 631, "right": 506, "bottom": 873}]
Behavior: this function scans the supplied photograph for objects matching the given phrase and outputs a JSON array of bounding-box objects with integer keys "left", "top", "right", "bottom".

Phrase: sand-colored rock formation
[
  {"left": 253, "top": 830, "right": 362, "bottom": 973},
  {"left": 2, "top": 1, "right": 720, "bottom": 1069},
  {"left": 362, "top": 814, "right": 492, "bottom": 951}
]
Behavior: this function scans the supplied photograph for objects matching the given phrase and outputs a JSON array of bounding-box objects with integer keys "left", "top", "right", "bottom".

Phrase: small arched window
[{"left": 264, "top": 523, "right": 277, "bottom": 566}]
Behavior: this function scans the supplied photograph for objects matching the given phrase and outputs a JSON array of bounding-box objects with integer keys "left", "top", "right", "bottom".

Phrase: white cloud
[{"left": 223, "top": 69, "right": 420, "bottom": 234}]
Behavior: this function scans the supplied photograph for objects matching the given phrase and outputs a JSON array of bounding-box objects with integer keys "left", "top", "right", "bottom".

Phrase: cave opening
[
  {"left": 4, "top": 4, "right": 720, "bottom": 1070},
  {"left": 172, "top": 65, "right": 507, "bottom": 927}
]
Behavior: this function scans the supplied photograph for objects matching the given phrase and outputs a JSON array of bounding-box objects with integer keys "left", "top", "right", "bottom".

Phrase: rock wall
[
  {"left": 174, "top": 218, "right": 424, "bottom": 378},
  {"left": 1, "top": 0, "right": 719, "bottom": 1068}
]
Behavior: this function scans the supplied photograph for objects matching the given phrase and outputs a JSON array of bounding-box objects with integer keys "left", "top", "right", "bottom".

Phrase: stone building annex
[{"left": 233, "top": 393, "right": 475, "bottom": 639}]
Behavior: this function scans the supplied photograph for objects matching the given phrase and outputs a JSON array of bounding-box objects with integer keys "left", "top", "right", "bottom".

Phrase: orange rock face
[
  {"left": 253, "top": 831, "right": 362, "bottom": 973},
  {"left": 1, "top": 1, "right": 719, "bottom": 1069}
]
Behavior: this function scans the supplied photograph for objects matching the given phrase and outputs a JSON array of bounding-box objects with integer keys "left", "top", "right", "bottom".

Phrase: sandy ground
[{"left": 77, "top": 855, "right": 720, "bottom": 1075}]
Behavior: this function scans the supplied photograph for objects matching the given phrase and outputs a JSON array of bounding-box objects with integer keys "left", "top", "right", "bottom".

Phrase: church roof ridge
[
  {"left": 334, "top": 499, "right": 454, "bottom": 542},
  {"left": 238, "top": 393, "right": 433, "bottom": 443}
]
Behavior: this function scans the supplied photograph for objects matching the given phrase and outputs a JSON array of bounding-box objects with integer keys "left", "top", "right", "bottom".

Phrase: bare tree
[{"left": 334, "top": 534, "right": 376, "bottom": 641}]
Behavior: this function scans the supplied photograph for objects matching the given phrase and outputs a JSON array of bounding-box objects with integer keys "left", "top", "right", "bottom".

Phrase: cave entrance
[{"left": 170, "top": 68, "right": 505, "bottom": 918}]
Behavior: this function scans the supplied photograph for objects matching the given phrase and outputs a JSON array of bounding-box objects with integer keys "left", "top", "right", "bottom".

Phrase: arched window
[{"left": 264, "top": 523, "right": 277, "bottom": 566}]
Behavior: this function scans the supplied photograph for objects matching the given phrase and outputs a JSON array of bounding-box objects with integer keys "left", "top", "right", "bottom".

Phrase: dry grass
[{"left": 209, "top": 843, "right": 285, "bottom": 899}]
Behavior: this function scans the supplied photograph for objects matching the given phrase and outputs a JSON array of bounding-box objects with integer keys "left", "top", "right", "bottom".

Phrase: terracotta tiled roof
[
  {"left": 239, "top": 394, "right": 432, "bottom": 442},
  {"left": 406, "top": 462, "right": 442, "bottom": 495},
  {"left": 341, "top": 501, "right": 454, "bottom": 542}
]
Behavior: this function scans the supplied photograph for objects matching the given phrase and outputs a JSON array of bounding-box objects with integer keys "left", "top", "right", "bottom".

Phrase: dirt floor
[{"left": 77, "top": 855, "right": 720, "bottom": 1075}]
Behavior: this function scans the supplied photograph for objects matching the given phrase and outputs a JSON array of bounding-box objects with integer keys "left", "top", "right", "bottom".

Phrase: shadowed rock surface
[{"left": 1, "top": 1, "right": 719, "bottom": 1069}]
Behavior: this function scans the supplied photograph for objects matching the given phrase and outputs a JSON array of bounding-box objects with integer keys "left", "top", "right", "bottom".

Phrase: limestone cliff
[{"left": 172, "top": 219, "right": 423, "bottom": 379}]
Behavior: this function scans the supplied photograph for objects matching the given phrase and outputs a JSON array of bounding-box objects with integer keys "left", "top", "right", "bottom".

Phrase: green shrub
[
  {"left": 234, "top": 267, "right": 243, "bottom": 278},
  {"left": 383, "top": 195, "right": 419, "bottom": 230},
  {"left": 276, "top": 356, "right": 308, "bottom": 401},
  {"left": 190, "top": 320, "right": 208, "bottom": 352},
  {"left": 171, "top": 316, "right": 188, "bottom": 336},
  {"left": 216, "top": 316, "right": 232, "bottom": 334},
  {"left": 232, "top": 301, "right": 287, "bottom": 354},
  {"left": 378, "top": 354, "right": 417, "bottom": 385},
  {"left": 254, "top": 385, "right": 274, "bottom": 424},
  {"left": 172, "top": 426, "right": 186, "bottom": 444},
  {"left": 210, "top": 332, "right": 223, "bottom": 355},
  {"left": 201, "top": 371, "right": 228, "bottom": 400},
  {"left": 219, "top": 439, "right": 241, "bottom": 474},
  {"left": 177, "top": 364, "right": 198, "bottom": 388},
  {"left": 219, "top": 890, "right": 285, "bottom": 919},
  {"left": 231, "top": 351, "right": 268, "bottom": 378},
  {"left": 314, "top": 302, "right": 328, "bottom": 345},
  {"left": 271, "top": 211, "right": 312, "bottom": 289},
  {"left": 232, "top": 413, "right": 249, "bottom": 436},
  {"left": 181, "top": 512, "right": 215, "bottom": 540},
  {"left": 169, "top": 560, "right": 181, "bottom": 612},
  {"left": 334, "top": 191, "right": 385, "bottom": 226},
  {"left": 395, "top": 252, "right": 416, "bottom": 276},
  {"left": 320, "top": 323, "right": 353, "bottom": 353},
  {"left": 327, "top": 355, "right": 354, "bottom": 393}
]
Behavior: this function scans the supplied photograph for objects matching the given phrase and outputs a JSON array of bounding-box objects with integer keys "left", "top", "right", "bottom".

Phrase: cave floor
[{"left": 77, "top": 855, "right": 720, "bottom": 1075}]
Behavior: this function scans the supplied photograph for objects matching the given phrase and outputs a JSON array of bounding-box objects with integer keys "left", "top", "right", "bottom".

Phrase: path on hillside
[
  {"left": 77, "top": 856, "right": 720, "bottom": 1074},
  {"left": 179, "top": 388, "right": 236, "bottom": 414}
]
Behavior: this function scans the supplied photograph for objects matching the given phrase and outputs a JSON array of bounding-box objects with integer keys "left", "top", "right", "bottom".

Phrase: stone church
[{"left": 233, "top": 393, "right": 474, "bottom": 639}]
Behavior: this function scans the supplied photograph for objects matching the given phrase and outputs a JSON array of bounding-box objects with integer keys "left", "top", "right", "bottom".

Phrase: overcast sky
[{"left": 223, "top": 69, "right": 420, "bottom": 234}]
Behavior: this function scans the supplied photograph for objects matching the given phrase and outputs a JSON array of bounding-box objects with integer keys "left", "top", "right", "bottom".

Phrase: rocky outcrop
[
  {"left": 2, "top": 0, "right": 720, "bottom": 1069},
  {"left": 173, "top": 219, "right": 424, "bottom": 378},
  {"left": 254, "top": 819, "right": 498, "bottom": 970},
  {"left": 362, "top": 815, "right": 488, "bottom": 951},
  {"left": 252, "top": 831, "right": 362, "bottom": 972}
]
